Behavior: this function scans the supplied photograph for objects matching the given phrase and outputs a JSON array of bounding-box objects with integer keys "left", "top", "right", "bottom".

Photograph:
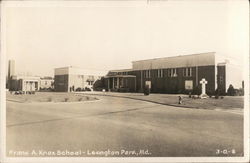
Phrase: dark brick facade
[
  {"left": 106, "top": 65, "right": 219, "bottom": 94},
  {"left": 104, "top": 77, "right": 136, "bottom": 92},
  {"left": 54, "top": 75, "right": 69, "bottom": 92},
  {"left": 217, "top": 65, "right": 226, "bottom": 94}
]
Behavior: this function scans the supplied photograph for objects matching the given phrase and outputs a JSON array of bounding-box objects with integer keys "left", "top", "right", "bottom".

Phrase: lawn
[
  {"left": 79, "top": 92, "right": 244, "bottom": 110},
  {"left": 6, "top": 92, "right": 98, "bottom": 103},
  {"left": 6, "top": 91, "right": 244, "bottom": 109},
  {"left": 179, "top": 96, "right": 244, "bottom": 109},
  {"left": 130, "top": 94, "right": 244, "bottom": 109}
]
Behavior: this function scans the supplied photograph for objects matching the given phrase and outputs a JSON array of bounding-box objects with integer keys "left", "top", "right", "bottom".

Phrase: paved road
[{"left": 6, "top": 95, "right": 243, "bottom": 157}]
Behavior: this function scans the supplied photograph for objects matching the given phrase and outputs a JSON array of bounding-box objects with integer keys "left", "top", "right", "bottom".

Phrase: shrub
[
  {"left": 183, "top": 89, "right": 192, "bottom": 95},
  {"left": 111, "top": 88, "right": 118, "bottom": 92},
  {"left": 93, "top": 78, "right": 105, "bottom": 90},
  {"left": 177, "top": 89, "right": 183, "bottom": 94},
  {"left": 192, "top": 86, "right": 201, "bottom": 95},
  {"left": 227, "top": 84, "right": 236, "bottom": 96},
  {"left": 118, "top": 87, "right": 130, "bottom": 92},
  {"left": 206, "top": 89, "right": 215, "bottom": 96},
  {"left": 144, "top": 86, "right": 150, "bottom": 95},
  {"left": 94, "top": 87, "right": 104, "bottom": 91},
  {"left": 215, "top": 87, "right": 226, "bottom": 96},
  {"left": 85, "top": 87, "right": 91, "bottom": 91},
  {"left": 76, "top": 87, "right": 82, "bottom": 92}
]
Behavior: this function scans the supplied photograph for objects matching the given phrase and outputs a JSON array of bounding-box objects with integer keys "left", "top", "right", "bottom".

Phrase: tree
[{"left": 227, "top": 84, "right": 236, "bottom": 96}]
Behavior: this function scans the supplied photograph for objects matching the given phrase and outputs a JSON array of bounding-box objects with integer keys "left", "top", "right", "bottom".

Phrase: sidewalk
[{"left": 76, "top": 91, "right": 244, "bottom": 110}]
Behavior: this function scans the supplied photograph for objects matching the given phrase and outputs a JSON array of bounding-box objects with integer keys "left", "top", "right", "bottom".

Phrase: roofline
[
  {"left": 104, "top": 75, "right": 136, "bottom": 78},
  {"left": 109, "top": 69, "right": 133, "bottom": 72},
  {"left": 54, "top": 66, "right": 109, "bottom": 72},
  {"left": 40, "top": 78, "right": 54, "bottom": 80},
  {"left": 132, "top": 52, "right": 216, "bottom": 63},
  {"left": 54, "top": 66, "right": 75, "bottom": 69},
  {"left": 11, "top": 75, "right": 41, "bottom": 77}
]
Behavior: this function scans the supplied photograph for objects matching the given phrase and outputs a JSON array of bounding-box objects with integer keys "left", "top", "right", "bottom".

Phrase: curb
[
  {"left": 6, "top": 99, "right": 26, "bottom": 103},
  {"left": 75, "top": 92, "right": 198, "bottom": 109}
]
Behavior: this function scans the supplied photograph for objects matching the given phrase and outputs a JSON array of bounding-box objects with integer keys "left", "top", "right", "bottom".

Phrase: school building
[
  {"left": 54, "top": 66, "right": 106, "bottom": 92},
  {"left": 104, "top": 52, "right": 243, "bottom": 94},
  {"left": 9, "top": 75, "right": 41, "bottom": 92},
  {"left": 7, "top": 60, "right": 48, "bottom": 92},
  {"left": 40, "top": 77, "right": 54, "bottom": 90}
]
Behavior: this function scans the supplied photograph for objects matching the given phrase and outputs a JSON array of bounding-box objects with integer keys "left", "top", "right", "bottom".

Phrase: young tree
[{"left": 227, "top": 84, "right": 236, "bottom": 96}]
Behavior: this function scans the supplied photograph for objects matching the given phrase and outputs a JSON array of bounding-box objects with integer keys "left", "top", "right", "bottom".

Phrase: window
[
  {"left": 123, "top": 72, "right": 128, "bottom": 75},
  {"left": 168, "top": 68, "right": 177, "bottom": 77},
  {"left": 157, "top": 69, "right": 163, "bottom": 78},
  {"left": 88, "top": 81, "right": 94, "bottom": 85},
  {"left": 167, "top": 69, "right": 171, "bottom": 77},
  {"left": 185, "top": 80, "right": 193, "bottom": 90},
  {"left": 144, "top": 70, "right": 151, "bottom": 78},
  {"left": 183, "top": 68, "right": 192, "bottom": 77}
]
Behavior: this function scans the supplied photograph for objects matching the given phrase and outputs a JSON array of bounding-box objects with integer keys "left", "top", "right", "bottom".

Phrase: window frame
[
  {"left": 168, "top": 68, "right": 177, "bottom": 77},
  {"left": 183, "top": 67, "right": 192, "bottom": 77},
  {"left": 157, "top": 69, "right": 163, "bottom": 78},
  {"left": 144, "top": 70, "right": 151, "bottom": 78}
]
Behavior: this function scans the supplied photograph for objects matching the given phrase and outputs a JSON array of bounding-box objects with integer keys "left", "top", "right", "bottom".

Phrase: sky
[{"left": 3, "top": 0, "right": 249, "bottom": 77}]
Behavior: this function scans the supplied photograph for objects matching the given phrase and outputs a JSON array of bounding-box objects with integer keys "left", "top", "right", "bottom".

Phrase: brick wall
[
  {"left": 128, "top": 65, "right": 216, "bottom": 94},
  {"left": 217, "top": 65, "right": 226, "bottom": 94},
  {"left": 54, "top": 75, "right": 69, "bottom": 92},
  {"left": 105, "top": 65, "right": 216, "bottom": 94}
]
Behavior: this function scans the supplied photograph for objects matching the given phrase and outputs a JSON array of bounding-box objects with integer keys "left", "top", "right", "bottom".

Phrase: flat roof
[
  {"left": 132, "top": 52, "right": 217, "bottom": 70},
  {"left": 11, "top": 75, "right": 41, "bottom": 80},
  {"left": 54, "top": 66, "right": 107, "bottom": 76},
  {"left": 109, "top": 69, "right": 133, "bottom": 72},
  {"left": 104, "top": 75, "right": 136, "bottom": 78},
  {"left": 132, "top": 52, "right": 216, "bottom": 63}
]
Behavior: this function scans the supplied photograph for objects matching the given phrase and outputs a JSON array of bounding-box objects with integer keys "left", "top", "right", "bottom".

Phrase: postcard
[{"left": 1, "top": 0, "right": 249, "bottom": 162}]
